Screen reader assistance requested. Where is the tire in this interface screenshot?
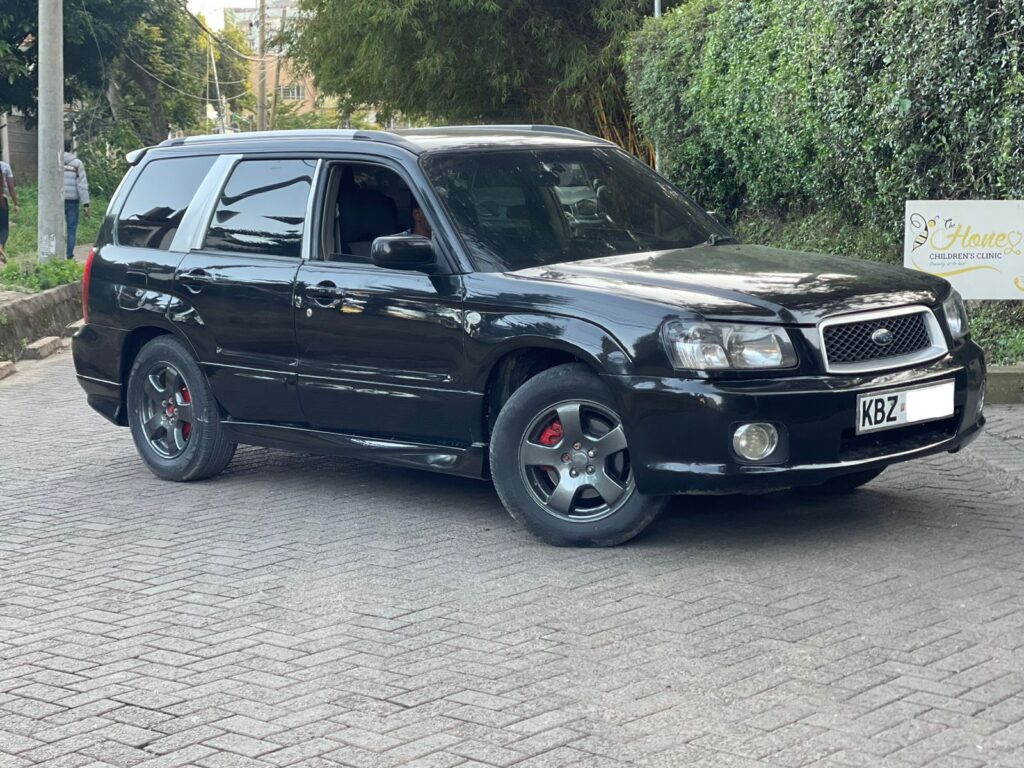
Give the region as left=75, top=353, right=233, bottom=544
left=126, top=335, right=236, bottom=482
left=489, top=363, right=666, bottom=547
left=815, top=466, right=885, bottom=494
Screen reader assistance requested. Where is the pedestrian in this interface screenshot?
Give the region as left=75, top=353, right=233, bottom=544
left=63, top=139, right=90, bottom=260
left=0, top=152, right=19, bottom=265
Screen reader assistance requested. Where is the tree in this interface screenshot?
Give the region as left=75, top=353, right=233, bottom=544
left=0, top=0, right=150, bottom=116
left=285, top=0, right=676, bottom=158
left=1, top=0, right=254, bottom=145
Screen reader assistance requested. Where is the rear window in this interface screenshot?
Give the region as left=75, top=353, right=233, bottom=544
left=116, top=156, right=215, bottom=249
left=204, top=159, right=315, bottom=258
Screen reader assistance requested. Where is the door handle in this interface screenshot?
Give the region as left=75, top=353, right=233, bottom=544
left=305, top=281, right=344, bottom=307
left=179, top=268, right=213, bottom=294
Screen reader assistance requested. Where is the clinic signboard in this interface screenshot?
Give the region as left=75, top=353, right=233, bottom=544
left=904, top=201, right=1024, bottom=300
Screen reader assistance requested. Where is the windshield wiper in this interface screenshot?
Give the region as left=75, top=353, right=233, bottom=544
left=703, top=233, right=739, bottom=246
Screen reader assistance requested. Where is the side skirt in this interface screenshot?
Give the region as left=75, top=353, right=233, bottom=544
left=221, top=420, right=489, bottom=480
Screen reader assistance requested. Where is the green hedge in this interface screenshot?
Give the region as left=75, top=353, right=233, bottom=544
left=623, top=0, right=1024, bottom=362
left=625, top=0, right=1024, bottom=227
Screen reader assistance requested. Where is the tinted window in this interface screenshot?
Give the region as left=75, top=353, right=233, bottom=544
left=421, top=148, right=728, bottom=272
left=205, top=159, right=315, bottom=258
left=117, top=156, right=215, bottom=249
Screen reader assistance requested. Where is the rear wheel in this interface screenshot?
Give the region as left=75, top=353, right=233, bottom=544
left=127, top=335, right=235, bottom=481
left=490, top=364, right=666, bottom=546
left=815, top=467, right=885, bottom=494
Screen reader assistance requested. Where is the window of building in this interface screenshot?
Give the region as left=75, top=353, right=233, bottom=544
left=204, top=159, right=315, bottom=258
left=116, top=156, right=215, bottom=249
left=276, top=83, right=305, bottom=101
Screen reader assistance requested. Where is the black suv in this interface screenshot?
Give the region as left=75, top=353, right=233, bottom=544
left=73, top=126, right=986, bottom=546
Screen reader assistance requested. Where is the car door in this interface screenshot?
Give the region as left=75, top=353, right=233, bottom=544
left=172, top=156, right=319, bottom=424
left=294, top=159, right=474, bottom=445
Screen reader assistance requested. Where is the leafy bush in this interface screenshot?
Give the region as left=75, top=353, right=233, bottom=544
left=626, top=0, right=1024, bottom=229
left=75, top=129, right=133, bottom=199
left=624, top=0, right=1024, bottom=362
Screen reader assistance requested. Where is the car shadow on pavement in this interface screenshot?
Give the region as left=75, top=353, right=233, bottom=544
left=641, top=487, right=900, bottom=549
left=217, top=446, right=906, bottom=552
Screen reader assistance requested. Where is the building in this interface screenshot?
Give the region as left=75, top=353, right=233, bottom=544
left=224, top=2, right=324, bottom=119
left=0, top=112, right=38, bottom=180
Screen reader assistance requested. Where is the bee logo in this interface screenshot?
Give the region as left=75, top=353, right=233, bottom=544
left=909, top=212, right=941, bottom=251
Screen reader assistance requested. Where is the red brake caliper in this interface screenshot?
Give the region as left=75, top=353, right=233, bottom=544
left=536, top=419, right=563, bottom=475
left=539, top=419, right=563, bottom=447
left=180, top=386, right=192, bottom=439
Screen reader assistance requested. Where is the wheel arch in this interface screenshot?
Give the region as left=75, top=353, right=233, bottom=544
left=116, top=324, right=200, bottom=425
left=476, top=319, right=631, bottom=441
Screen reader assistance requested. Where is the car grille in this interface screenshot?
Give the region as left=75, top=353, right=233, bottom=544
left=823, top=311, right=931, bottom=365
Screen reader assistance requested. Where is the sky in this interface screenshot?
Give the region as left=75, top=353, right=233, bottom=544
left=188, top=0, right=257, bottom=30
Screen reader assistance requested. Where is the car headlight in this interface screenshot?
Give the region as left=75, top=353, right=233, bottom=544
left=942, top=290, right=969, bottom=340
left=662, top=321, right=798, bottom=370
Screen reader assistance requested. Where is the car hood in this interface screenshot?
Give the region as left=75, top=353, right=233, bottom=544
left=509, top=243, right=948, bottom=324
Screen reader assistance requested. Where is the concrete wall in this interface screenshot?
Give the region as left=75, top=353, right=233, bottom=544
left=1, top=112, right=38, bottom=181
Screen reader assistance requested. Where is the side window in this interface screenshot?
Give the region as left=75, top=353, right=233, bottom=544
left=205, top=159, right=315, bottom=258
left=323, top=162, right=424, bottom=262
left=116, top=156, right=215, bottom=249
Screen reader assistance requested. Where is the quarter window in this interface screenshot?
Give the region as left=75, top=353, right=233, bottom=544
left=205, top=159, right=315, bottom=258
left=117, top=156, right=215, bottom=249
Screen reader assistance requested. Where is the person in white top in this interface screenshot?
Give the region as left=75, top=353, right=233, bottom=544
left=0, top=156, right=19, bottom=264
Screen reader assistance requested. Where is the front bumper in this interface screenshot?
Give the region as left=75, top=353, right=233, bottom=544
left=606, top=341, right=986, bottom=495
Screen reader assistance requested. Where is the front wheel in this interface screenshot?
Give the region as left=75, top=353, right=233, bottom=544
left=489, top=364, right=666, bottom=546
left=127, top=335, right=236, bottom=482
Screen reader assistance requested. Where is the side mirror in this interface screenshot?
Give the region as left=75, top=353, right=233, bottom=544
left=370, top=235, right=436, bottom=271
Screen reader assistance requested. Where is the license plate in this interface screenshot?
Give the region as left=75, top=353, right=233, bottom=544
left=856, top=380, right=955, bottom=434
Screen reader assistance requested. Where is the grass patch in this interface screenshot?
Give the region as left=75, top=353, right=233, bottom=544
left=0, top=257, right=83, bottom=292
left=735, top=211, right=1024, bottom=365
left=2, top=184, right=100, bottom=292
left=3, top=184, right=107, bottom=261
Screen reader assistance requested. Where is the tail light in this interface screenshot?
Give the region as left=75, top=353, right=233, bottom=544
left=82, top=247, right=96, bottom=324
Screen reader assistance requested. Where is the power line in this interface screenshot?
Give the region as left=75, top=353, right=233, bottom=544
left=177, top=0, right=280, bottom=63
left=123, top=54, right=251, bottom=104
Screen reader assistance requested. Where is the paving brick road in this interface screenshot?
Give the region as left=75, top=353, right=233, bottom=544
left=1, top=352, right=1023, bottom=768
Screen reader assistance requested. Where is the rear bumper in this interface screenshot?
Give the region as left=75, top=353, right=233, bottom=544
left=72, top=323, right=128, bottom=425
left=75, top=373, right=124, bottom=425
left=606, top=341, right=987, bottom=495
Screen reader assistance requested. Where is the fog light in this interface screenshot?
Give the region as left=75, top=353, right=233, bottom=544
left=976, top=380, right=986, bottom=418
left=733, top=423, right=779, bottom=461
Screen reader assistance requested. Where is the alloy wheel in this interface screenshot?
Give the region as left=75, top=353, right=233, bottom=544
left=518, top=399, right=634, bottom=522
left=136, top=362, right=194, bottom=459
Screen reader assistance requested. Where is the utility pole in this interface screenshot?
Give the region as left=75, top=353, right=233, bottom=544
left=653, top=0, right=662, bottom=172
left=37, top=0, right=65, bottom=261
left=209, top=42, right=225, bottom=133
left=269, top=7, right=287, bottom=131
left=256, top=0, right=268, bottom=131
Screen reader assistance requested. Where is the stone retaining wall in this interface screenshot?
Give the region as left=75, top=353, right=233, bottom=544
left=0, top=282, right=82, bottom=361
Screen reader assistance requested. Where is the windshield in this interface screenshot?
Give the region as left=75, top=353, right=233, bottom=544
left=421, top=147, right=731, bottom=272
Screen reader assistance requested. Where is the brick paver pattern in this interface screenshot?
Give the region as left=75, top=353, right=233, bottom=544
left=1, top=353, right=1023, bottom=768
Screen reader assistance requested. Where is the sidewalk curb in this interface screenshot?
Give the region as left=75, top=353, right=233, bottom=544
left=0, top=282, right=82, bottom=362
left=988, top=365, right=1024, bottom=405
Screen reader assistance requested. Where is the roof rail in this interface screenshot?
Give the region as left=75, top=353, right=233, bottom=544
left=394, top=124, right=608, bottom=142
left=157, top=129, right=418, bottom=152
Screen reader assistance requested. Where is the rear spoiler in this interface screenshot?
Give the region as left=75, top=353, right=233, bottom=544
left=125, top=147, right=150, bottom=166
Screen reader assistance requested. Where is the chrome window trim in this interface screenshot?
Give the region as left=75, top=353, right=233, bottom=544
left=818, top=305, right=947, bottom=374
left=301, top=159, right=324, bottom=261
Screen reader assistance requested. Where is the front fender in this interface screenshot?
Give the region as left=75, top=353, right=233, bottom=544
left=467, top=312, right=632, bottom=392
